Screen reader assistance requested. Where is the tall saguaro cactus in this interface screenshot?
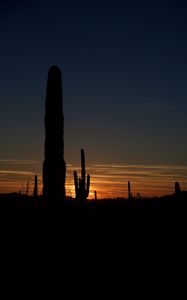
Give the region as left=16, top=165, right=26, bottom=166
left=43, top=66, right=66, bottom=206
left=74, top=149, right=90, bottom=204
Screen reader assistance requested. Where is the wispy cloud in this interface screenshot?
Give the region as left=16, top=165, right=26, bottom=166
left=0, top=170, right=34, bottom=176
left=128, top=102, right=176, bottom=111
left=0, top=159, right=40, bottom=164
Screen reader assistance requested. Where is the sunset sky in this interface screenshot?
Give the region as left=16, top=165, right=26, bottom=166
left=0, top=0, right=187, bottom=197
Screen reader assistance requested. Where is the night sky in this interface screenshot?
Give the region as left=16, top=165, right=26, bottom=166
left=0, top=0, right=187, bottom=197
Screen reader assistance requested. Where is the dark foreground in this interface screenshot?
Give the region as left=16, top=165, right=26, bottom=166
left=0, top=192, right=186, bottom=264
left=0, top=196, right=185, bottom=290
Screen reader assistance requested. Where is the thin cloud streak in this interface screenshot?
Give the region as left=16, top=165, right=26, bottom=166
left=128, top=102, right=176, bottom=111
left=0, top=170, right=34, bottom=176
left=0, top=159, right=40, bottom=164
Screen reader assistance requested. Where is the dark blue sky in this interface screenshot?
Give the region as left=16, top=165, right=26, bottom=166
left=0, top=0, right=187, bottom=166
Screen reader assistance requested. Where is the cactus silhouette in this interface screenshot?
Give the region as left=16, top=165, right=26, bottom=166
left=175, top=181, right=180, bottom=195
left=74, top=149, right=90, bottom=204
left=43, top=66, right=66, bottom=206
left=33, top=175, right=38, bottom=198
left=128, top=181, right=132, bottom=200
left=25, top=180, right=29, bottom=196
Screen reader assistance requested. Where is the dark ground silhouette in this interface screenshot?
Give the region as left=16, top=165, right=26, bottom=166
left=0, top=192, right=186, bottom=254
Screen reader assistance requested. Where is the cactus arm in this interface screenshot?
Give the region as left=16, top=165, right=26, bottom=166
left=86, top=174, right=90, bottom=198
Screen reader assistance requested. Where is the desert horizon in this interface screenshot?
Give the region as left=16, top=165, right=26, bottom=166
left=0, top=159, right=186, bottom=198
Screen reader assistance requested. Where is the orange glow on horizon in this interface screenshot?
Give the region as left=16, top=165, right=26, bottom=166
left=65, top=163, right=187, bottom=199
left=0, top=161, right=187, bottom=198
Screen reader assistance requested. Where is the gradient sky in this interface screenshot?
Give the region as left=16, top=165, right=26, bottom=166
left=0, top=0, right=187, bottom=196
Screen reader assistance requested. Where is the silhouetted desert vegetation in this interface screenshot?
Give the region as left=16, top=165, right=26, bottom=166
left=0, top=190, right=187, bottom=209
left=0, top=66, right=186, bottom=263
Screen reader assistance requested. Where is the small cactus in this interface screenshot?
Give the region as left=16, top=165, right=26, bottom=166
left=33, top=175, right=38, bottom=198
left=26, top=180, right=29, bottom=196
left=175, top=181, right=180, bottom=195
left=128, top=181, right=132, bottom=200
left=74, top=149, right=90, bottom=204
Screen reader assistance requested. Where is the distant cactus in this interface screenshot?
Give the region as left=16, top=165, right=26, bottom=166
left=128, top=181, right=132, bottom=200
left=43, top=66, right=66, bottom=206
left=33, top=175, right=38, bottom=198
left=175, top=181, right=180, bottom=195
left=26, top=180, right=29, bottom=196
left=74, top=149, right=90, bottom=203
